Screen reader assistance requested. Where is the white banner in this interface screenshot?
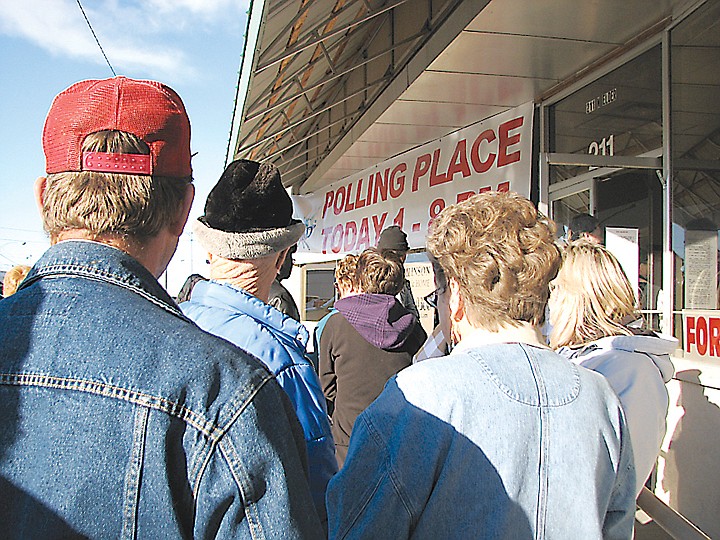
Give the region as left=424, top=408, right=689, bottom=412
left=683, top=310, right=720, bottom=362
left=292, top=102, right=534, bottom=254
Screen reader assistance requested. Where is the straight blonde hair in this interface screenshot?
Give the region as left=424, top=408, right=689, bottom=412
left=549, top=240, right=637, bottom=348
left=42, top=130, right=190, bottom=242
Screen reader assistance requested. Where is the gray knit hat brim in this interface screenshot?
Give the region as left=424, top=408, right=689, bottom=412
left=194, top=219, right=304, bottom=260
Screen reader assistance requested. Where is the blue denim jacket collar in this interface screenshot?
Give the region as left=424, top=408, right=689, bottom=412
left=20, top=240, right=184, bottom=318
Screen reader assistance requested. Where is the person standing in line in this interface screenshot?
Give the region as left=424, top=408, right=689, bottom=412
left=549, top=239, right=676, bottom=497
left=182, top=159, right=337, bottom=525
left=268, top=242, right=301, bottom=321
left=176, top=272, right=207, bottom=303
left=568, top=212, right=603, bottom=243
left=319, top=248, right=426, bottom=467
left=377, top=225, right=420, bottom=319
left=327, top=192, right=636, bottom=539
left=0, top=77, right=322, bottom=537
left=2, top=264, right=31, bottom=297
left=310, top=254, right=359, bottom=372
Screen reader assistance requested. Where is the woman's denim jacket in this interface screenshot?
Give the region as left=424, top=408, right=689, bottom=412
left=327, top=343, right=637, bottom=539
left=0, top=241, right=322, bottom=539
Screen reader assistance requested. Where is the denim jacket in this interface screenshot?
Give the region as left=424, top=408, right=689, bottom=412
left=181, top=280, right=338, bottom=523
left=327, top=342, right=636, bottom=539
left=0, top=240, right=323, bottom=539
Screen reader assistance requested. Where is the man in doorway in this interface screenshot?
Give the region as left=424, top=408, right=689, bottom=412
left=268, top=243, right=301, bottom=321
left=0, top=77, right=322, bottom=537
left=377, top=225, right=420, bottom=319
left=568, top=212, right=603, bottom=243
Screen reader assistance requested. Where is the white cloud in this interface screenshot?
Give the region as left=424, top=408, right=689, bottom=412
left=0, top=0, right=249, bottom=78
left=147, top=0, right=248, bottom=17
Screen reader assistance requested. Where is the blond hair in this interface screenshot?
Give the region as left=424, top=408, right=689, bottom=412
left=549, top=240, right=637, bottom=348
left=335, top=254, right=359, bottom=296
left=3, top=265, right=31, bottom=297
left=426, top=191, right=561, bottom=331
left=41, top=130, right=191, bottom=242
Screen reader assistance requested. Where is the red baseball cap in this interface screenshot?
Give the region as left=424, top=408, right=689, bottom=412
left=43, top=76, right=192, bottom=178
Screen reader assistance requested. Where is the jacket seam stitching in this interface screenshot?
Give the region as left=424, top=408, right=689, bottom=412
left=364, top=413, right=415, bottom=518
left=121, top=406, right=149, bottom=539
left=219, top=437, right=265, bottom=539
left=190, top=375, right=274, bottom=498
left=0, top=372, right=218, bottom=439
left=526, top=352, right=549, bottom=539
left=22, top=265, right=185, bottom=319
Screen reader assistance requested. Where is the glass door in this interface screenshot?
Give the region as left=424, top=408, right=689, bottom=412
left=549, top=167, right=664, bottom=331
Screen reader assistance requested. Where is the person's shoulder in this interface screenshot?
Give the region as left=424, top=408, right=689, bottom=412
left=393, top=356, right=460, bottom=400
left=322, top=310, right=347, bottom=331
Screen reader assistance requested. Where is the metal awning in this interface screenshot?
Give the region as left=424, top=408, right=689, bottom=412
left=230, top=0, right=699, bottom=195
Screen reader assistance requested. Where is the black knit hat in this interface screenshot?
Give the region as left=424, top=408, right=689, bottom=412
left=378, top=225, right=409, bottom=252
left=193, top=159, right=304, bottom=259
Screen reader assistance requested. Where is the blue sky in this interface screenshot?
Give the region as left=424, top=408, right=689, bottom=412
left=0, top=0, right=249, bottom=293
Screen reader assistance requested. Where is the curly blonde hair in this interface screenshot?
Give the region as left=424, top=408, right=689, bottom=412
left=3, top=265, right=31, bottom=297
left=549, top=240, right=637, bottom=348
left=335, top=254, right=359, bottom=294
left=426, top=191, right=561, bottom=331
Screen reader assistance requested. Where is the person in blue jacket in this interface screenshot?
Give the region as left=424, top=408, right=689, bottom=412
left=182, top=159, right=338, bottom=526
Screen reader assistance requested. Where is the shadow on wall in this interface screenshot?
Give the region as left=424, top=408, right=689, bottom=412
left=662, top=369, right=720, bottom=538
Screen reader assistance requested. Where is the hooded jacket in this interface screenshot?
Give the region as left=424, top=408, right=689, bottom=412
left=319, top=293, right=426, bottom=466
left=558, top=332, right=676, bottom=496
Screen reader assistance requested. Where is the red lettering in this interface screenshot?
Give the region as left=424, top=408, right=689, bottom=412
left=498, top=116, right=523, bottom=167
left=372, top=212, right=388, bottom=243
left=479, top=186, right=492, bottom=194
left=331, top=224, right=344, bottom=254
left=356, top=217, right=371, bottom=251
left=321, top=226, right=333, bottom=254
left=710, top=317, right=720, bottom=356
left=393, top=207, right=404, bottom=229
left=697, top=316, right=708, bottom=356
left=687, top=316, right=696, bottom=352
left=497, top=181, right=510, bottom=192
left=354, top=178, right=366, bottom=210
left=333, top=186, right=346, bottom=216
left=322, top=191, right=334, bottom=219
left=412, top=154, right=432, bottom=192
left=471, top=129, right=496, bottom=173
left=429, top=198, right=445, bottom=221
left=447, top=139, right=471, bottom=181
left=373, top=170, right=388, bottom=204
left=389, top=164, right=406, bottom=198
left=429, top=148, right=450, bottom=187
left=365, top=175, right=374, bottom=207
left=343, top=221, right=358, bottom=252
left=344, top=183, right=355, bottom=212
left=456, top=191, right=475, bottom=203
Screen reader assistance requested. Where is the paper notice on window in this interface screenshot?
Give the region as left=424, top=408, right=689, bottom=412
left=605, top=227, right=639, bottom=301
left=405, top=262, right=435, bottom=334
left=685, top=230, right=718, bottom=309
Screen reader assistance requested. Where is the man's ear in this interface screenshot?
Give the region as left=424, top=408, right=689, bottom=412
left=34, top=177, right=47, bottom=213
left=170, top=183, right=195, bottom=237
left=275, top=248, right=289, bottom=271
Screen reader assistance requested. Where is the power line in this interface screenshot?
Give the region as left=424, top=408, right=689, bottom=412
left=76, top=0, right=117, bottom=77
left=0, top=226, right=46, bottom=234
